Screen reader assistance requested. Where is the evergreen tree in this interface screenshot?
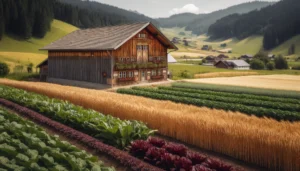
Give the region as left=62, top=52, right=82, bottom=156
left=274, top=55, right=288, bottom=69
left=0, top=1, right=4, bottom=40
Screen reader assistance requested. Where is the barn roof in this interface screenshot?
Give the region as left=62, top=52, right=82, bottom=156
left=41, top=22, right=177, bottom=51
left=215, top=60, right=250, bottom=67
left=168, top=54, right=177, bottom=63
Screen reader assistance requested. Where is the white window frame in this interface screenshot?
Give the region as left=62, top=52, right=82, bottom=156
left=122, top=71, right=127, bottom=78
left=158, top=70, right=162, bottom=76
left=152, top=70, right=156, bottom=76
left=129, top=71, right=134, bottom=78
left=138, top=33, right=146, bottom=38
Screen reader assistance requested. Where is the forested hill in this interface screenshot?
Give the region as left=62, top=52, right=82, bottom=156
left=208, top=0, right=300, bottom=50
left=57, top=0, right=158, bottom=27
left=156, top=13, right=204, bottom=28
left=185, top=1, right=273, bottom=35
left=0, top=0, right=157, bottom=41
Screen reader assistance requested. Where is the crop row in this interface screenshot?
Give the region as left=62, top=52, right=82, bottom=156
left=132, top=87, right=300, bottom=112
left=0, top=107, right=114, bottom=171
left=0, top=98, right=163, bottom=171
left=159, top=86, right=300, bottom=105
left=118, top=88, right=300, bottom=121
left=129, top=137, right=243, bottom=171
left=0, top=85, right=154, bottom=149
left=173, top=82, right=300, bottom=100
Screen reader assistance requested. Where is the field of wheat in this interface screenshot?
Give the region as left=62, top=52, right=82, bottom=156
left=0, top=79, right=299, bottom=171
left=187, top=75, right=300, bottom=91
left=194, top=72, right=258, bottom=78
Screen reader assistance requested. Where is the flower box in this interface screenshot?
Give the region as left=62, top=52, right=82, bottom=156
left=151, top=75, right=164, bottom=79
left=118, top=77, right=135, bottom=82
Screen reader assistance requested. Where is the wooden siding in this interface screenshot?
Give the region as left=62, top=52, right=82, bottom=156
left=113, top=29, right=168, bottom=61
left=48, top=55, right=111, bottom=84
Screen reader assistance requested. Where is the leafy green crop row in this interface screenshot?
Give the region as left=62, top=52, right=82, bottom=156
left=173, top=82, right=300, bottom=100
left=117, top=88, right=300, bottom=121
left=0, top=108, right=114, bottom=171
left=159, top=86, right=300, bottom=105
left=0, top=86, right=154, bottom=149
left=132, top=87, right=300, bottom=112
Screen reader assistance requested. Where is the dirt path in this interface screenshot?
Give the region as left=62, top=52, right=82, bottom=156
left=185, top=75, right=300, bottom=91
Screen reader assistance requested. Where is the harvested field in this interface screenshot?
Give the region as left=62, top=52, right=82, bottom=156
left=0, top=79, right=300, bottom=171
left=186, top=75, right=300, bottom=91
left=194, top=72, right=258, bottom=78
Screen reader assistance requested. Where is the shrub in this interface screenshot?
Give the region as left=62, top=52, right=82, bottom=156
left=292, top=66, right=300, bottom=70
left=0, top=62, right=10, bottom=77
left=250, top=59, right=265, bottom=70
left=179, top=70, right=192, bottom=78
left=274, top=55, right=288, bottom=69
left=266, top=62, right=275, bottom=70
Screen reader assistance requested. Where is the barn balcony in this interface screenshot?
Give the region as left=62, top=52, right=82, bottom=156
left=114, top=61, right=167, bottom=71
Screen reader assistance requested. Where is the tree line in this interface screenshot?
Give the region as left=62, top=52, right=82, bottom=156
left=208, top=0, right=300, bottom=50
left=0, top=0, right=158, bottom=41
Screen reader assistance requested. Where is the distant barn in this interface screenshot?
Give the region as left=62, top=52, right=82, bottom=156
left=39, top=22, right=177, bottom=87
left=215, top=60, right=250, bottom=70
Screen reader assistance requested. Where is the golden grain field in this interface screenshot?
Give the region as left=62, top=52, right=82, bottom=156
left=0, top=79, right=299, bottom=171
left=194, top=72, right=258, bottom=78
left=186, top=74, right=300, bottom=91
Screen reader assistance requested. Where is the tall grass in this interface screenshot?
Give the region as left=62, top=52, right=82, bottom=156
left=194, top=72, right=258, bottom=78
left=0, top=79, right=299, bottom=171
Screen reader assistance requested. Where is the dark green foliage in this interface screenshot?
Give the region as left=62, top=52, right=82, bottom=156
left=0, top=86, right=154, bottom=149
left=253, top=50, right=269, bottom=64
left=173, top=82, right=300, bottom=99
left=0, top=1, right=4, bottom=40
left=186, top=1, right=272, bottom=35
left=250, top=59, right=265, bottom=70
left=0, top=62, right=9, bottom=77
left=133, top=87, right=300, bottom=112
left=208, top=0, right=300, bottom=50
left=56, top=0, right=158, bottom=29
left=274, top=55, right=288, bottom=69
left=266, top=62, right=275, bottom=70
left=117, top=88, right=300, bottom=122
left=288, top=44, right=296, bottom=55
left=0, top=108, right=114, bottom=170
left=1, top=0, right=54, bottom=39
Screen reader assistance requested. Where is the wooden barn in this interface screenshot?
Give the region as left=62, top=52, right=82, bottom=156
left=39, top=22, right=177, bottom=87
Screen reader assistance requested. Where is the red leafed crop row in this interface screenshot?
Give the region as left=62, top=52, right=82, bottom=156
left=130, top=137, right=243, bottom=171
left=0, top=98, right=163, bottom=171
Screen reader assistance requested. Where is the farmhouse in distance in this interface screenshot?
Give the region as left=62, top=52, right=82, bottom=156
left=39, top=22, right=177, bottom=86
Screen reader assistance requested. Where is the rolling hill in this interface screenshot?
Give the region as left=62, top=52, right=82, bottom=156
left=0, top=20, right=78, bottom=70
left=157, top=1, right=273, bottom=35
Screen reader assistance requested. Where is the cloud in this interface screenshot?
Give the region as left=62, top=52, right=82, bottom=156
left=169, top=4, right=200, bottom=15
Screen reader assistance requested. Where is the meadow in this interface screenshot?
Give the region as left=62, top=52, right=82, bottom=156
left=0, top=20, right=78, bottom=71
left=169, top=64, right=300, bottom=79
left=0, top=79, right=299, bottom=171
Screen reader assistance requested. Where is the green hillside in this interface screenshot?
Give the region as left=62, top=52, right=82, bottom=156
left=0, top=20, right=78, bottom=70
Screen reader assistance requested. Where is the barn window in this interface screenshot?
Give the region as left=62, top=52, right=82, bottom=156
left=128, top=71, right=134, bottom=78
left=149, top=56, right=153, bottom=61
left=151, top=70, right=156, bottom=76
left=158, top=70, right=162, bottom=76
left=143, top=45, right=148, bottom=50
left=138, top=33, right=146, bottom=38
left=131, top=57, right=135, bottom=62
left=122, top=71, right=127, bottom=78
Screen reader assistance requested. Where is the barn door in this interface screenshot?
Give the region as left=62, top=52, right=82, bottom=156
left=137, top=45, right=143, bottom=63
left=142, top=45, right=148, bottom=63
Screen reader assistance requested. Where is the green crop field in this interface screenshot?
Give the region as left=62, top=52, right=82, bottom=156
left=168, top=64, right=300, bottom=79
left=0, top=20, right=78, bottom=71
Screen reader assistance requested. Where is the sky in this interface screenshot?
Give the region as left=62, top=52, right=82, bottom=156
left=95, top=0, right=278, bottom=18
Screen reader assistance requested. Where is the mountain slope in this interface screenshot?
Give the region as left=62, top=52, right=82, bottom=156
left=58, top=0, right=158, bottom=26
left=208, top=0, right=300, bottom=50
left=185, top=1, right=273, bottom=35
left=0, top=20, right=77, bottom=70
left=156, top=13, right=204, bottom=28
